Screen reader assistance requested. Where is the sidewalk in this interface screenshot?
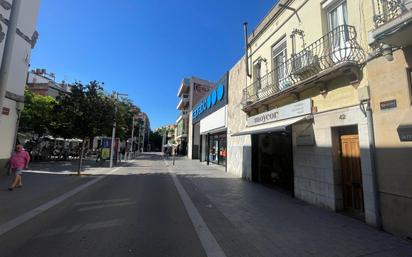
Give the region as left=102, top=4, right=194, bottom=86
left=167, top=157, right=412, bottom=257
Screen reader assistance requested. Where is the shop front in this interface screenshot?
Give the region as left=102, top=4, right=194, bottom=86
left=207, top=133, right=227, bottom=166
left=233, top=99, right=313, bottom=193
left=232, top=98, right=379, bottom=224
left=192, top=73, right=228, bottom=168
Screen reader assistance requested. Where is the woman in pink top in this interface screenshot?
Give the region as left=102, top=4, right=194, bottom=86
left=8, top=144, right=30, bottom=191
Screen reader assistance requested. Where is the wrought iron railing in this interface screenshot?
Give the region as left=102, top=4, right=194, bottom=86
left=374, top=0, right=411, bottom=26
left=242, top=25, right=365, bottom=109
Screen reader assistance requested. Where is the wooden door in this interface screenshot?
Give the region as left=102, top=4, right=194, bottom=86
left=340, top=135, right=364, bottom=212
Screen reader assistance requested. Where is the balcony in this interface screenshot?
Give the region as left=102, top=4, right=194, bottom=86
left=370, top=0, right=412, bottom=46
left=176, top=94, right=190, bottom=110
left=176, top=111, right=188, bottom=123
left=177, top=78, right=190, bottom=97
left=242, top=25, right=365, bottom=111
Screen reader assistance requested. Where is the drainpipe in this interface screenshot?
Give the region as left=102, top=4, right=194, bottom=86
left=243, top=22, right=251, bottom=78
left=0, top=0, right=22, bottom=122
left=362, top=99, right=382, bottom=229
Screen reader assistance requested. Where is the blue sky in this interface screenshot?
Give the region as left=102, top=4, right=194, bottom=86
left=30, top=0, right=276, bottom=129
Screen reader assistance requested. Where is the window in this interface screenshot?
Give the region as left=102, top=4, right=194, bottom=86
left=327, top=1, right=349, bottom=62
left=272, top=39, right=288, bottom=90
left=253, top=62, right=262, bottom=90
left=328, top=1, right=347, bottom=31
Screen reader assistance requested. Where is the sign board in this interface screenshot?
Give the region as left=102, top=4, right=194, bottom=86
left=192, top=72, right=228, bottom=123
left=398, top=124, right=412, bottom=142
left=296, top=124, right=315, bottom=146
left=2, top=107, right=10, bottom=115
left=247, top=99, right=312, bottom=127
left=380, top=99, right=397, bottom=110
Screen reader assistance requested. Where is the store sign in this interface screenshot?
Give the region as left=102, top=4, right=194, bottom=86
left=247, top=99, right=312, bottom=127
left=296, top=125, right=315, bottom=146
left=380, top=99, right=397, bottom=110
left=193, top=83, right=225, bottom=120
left=2, top=107, right=10, bottom=115
left=398, top=124, right=412, bottom=142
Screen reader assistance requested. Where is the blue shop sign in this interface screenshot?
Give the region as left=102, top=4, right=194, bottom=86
left=193, top=84, right=225, bottom=120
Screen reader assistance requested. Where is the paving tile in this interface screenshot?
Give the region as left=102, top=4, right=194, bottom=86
left=167, top=157, right=412, bottom=257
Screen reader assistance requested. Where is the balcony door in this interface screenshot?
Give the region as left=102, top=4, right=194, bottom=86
left=272, top=39, right=288, bottom=91
left=328, top=1, right=349, bottom=63
left=253, top=61, right=262, bottom=91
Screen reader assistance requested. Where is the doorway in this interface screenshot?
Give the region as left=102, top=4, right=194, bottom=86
left=338, top=126, right=364, bottom=218
left=251, top=128, right=294, bottom=193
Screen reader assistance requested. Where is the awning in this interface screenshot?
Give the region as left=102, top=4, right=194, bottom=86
left=231, top=115, right=312, bottom=137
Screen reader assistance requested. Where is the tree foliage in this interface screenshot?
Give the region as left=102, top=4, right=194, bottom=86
left=20, top=81, right=143, bottom=148
left=54, top=81, right=115, bottom=140
left=20, top=88, right=57, bottom=136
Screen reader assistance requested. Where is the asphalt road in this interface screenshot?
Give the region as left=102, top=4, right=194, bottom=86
left=0, top=154, right=207, bottom=257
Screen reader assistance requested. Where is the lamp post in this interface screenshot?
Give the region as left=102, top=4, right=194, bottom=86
left=110, top=92, right=128, bottom=168
left=130, top=114, right=137, bottom=160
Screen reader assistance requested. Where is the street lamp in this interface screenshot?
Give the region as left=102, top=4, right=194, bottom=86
left=129, top=111, right=139, bottom=160
left=110, top=92, right=128, bottom=168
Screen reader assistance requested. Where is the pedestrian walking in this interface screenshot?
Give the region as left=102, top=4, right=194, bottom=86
left=8, top=144, right=30, bottom=191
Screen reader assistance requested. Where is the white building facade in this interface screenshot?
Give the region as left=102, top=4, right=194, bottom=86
left=0, top=0, right=41, bottom=175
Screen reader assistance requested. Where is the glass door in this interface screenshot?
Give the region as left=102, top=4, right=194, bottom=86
left=272, top=39, right=288, bottom=90
left=218, top=134, right=227, bottom=166
left=328, top=1, right=349, bottom=62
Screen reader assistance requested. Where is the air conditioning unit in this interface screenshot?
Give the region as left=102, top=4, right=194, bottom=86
left=291, top=50, right=319, bottom=79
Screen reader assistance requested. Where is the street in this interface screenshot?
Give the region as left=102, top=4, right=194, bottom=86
left=0, top=153, right=411, bottom=257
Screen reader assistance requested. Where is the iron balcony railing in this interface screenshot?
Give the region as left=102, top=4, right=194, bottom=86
left=374, top=0, right=411, bottom=26
left=242, top=25, right=365, bottom=109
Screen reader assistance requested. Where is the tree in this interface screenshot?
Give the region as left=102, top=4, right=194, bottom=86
left=56, top=81, right=115, bottom=174
left=20, top=88, right=57, bottom=137
left=115, top=98, right=140, bottom=141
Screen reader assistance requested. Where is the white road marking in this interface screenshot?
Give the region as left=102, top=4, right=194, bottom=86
left=77, top=201, right=136, bottom=212
left=74, top=198, right=131, bottom=206
left=23, top=170, right=73, bottom=175
left=0, top=166, right=122, bottom=236
left=163, top=159, right=227, bottom=257
left=37, top=219, right=123, bottom=238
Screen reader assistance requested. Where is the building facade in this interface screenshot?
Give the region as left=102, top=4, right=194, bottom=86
left=191, top=73, right=228, bottom=167
left=367, top=0, right=412, bottom=238
left=227, top=0, right=380, bottom=228
left=0, top=0, right=41, bottom=176
left=175, top=77, right=215, bottom=157
left=225, top=0, right=412, bottom=239
left=26, top=69, right=72, bottom=98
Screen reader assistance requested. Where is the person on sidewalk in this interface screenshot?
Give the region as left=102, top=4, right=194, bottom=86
left=8, top=144, right=30, bottom=191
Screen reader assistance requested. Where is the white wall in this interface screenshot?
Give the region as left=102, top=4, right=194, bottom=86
left=200, top=106, right=227, bottom=134
left=27, top=73, right=50, bottom=84
left=0, top=0, right=41, bottom=169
